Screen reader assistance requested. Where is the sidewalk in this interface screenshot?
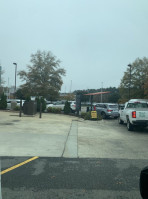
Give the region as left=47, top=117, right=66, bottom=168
left=0, top=111, right=76, bottom=157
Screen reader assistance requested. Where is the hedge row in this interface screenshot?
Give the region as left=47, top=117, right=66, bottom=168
left=47, top=107, right=62, bottom=113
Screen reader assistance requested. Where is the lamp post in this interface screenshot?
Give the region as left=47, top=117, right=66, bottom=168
left=13, top=63, right=17, bottom=93
left=101, top=82, right=103, bottom=103
left=128, top=64, right=132, bottom=100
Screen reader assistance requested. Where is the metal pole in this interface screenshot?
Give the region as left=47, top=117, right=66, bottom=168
left=129, top=66, right=131, bottom=99
left=15, top=64, right=17, bottom=92
left=91, top=95, right=93, bottom=111
left=13, top=63, right=17, bottom=94
left=128, top=64, right=132, bottom=100
left=101, top=82, right=103, bottom=103
left=39, top=102, right=42, bottom=118
left=19, top=100, right=22, bottom=117
left=70, top=80, right=72, bottom=93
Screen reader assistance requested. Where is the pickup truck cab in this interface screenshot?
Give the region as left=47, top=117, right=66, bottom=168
left=118, top=99, right=148, bottom=131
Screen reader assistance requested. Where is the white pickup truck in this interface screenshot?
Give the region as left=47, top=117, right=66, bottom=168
left=118, top=99, right=148, bottom=131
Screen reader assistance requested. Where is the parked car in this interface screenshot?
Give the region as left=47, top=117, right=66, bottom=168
left=118, top=99, right=148, bottom=131
left=7, top=99, right=25, bottom=110
left=46, top=101, right=65, bottom=110
left=69, top=101, right=76, bottom=113
left=46, top=100, right=76, bottom=113
left=94, top=103, right=119, bottom=119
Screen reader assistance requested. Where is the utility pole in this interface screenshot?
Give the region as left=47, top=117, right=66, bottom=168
left=8, top=78, right=10, bottom=99
left=70, top=80, right=72, bottom=93
left=13, top=63, right=17, bottom=93
left=101, top=82, right=103, bottom=103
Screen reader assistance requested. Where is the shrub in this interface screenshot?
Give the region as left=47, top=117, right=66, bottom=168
left=47, top=107, right=62, bottom=113
left=84, top=111, right=91, bottom=120
left=64, top=101, right=71, bottom=114
left=14, top=106, right=20, bottom=111
left=47, top=107, right=53, bottom=113
left=97, top=113, right=102, bottom=120
left=81, top=111, right=102, bottom=120
left=81, top=112, right=87, bottom=119
left=0, top=93, right=7, bottom=110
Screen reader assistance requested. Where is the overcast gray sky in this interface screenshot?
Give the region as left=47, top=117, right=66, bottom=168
left=0, top=0, right=148, bottom=92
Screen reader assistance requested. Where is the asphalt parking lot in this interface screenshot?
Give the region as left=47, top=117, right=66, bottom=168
left=0, top=111, right=148, bottom=198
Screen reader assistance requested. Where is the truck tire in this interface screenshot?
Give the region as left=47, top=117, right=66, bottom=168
left=127, top=119, right=133, bottom=131
left=118, top=117, right=123, bottom=124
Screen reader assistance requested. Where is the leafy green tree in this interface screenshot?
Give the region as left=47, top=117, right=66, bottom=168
left=15, top=88, right=26, bottom=100
left=0, top=68, right=5, bottom=96
left=74, top=87, right=120, bottom=103
left=25, top=95, right=31, bottom=102
left=18, top=50, right=66, bottom=99
left=119, top=57, right=148, bottom=101
left=0, top=93, right=7, bottom=109
left=60, top=93, right=75, bottom=101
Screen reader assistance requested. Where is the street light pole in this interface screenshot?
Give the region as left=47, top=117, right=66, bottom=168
left=101, top=82, right=103, bottom=103
left=13, top=63, right=17, bottom=93
left=128, top=64, right=132, bottom=100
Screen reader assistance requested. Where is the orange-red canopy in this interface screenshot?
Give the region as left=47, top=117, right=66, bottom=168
left=84, top=91, right=110, bottom=96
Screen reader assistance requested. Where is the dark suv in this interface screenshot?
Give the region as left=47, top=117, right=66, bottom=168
left=94, top=103, right=119, bottom=119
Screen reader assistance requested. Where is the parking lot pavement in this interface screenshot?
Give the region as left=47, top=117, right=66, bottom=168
left=78, top=119, right=148, bottom=159
left=1, top=157, right=147, bottom=199
left=0, top=111, right=148, bottom=159
left=0, top=111, right=148, bottom=198
left=0, top=111, right=76, bottom=157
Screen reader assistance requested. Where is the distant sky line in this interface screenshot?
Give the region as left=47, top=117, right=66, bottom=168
left=1, top=0, right=148, bottom=92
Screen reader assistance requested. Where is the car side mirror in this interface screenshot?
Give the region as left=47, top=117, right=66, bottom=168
left=140, top=166, right=148, bottom=199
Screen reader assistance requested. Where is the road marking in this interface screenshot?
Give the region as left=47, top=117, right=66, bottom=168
left=0, top=156, right=39, bottom=175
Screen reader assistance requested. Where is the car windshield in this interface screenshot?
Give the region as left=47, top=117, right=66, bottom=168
left=109, top=105, right=118, bottom=108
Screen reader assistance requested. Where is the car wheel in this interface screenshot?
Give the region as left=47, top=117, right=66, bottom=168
left=101, top=112, right=106, bottom=119
left=118, top=117, right=123, bottom=124
left=127, top=119, right=133, bottom=131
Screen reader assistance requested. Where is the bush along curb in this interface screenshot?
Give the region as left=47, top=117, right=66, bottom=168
left=80, top=111, right=102, bottom=120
